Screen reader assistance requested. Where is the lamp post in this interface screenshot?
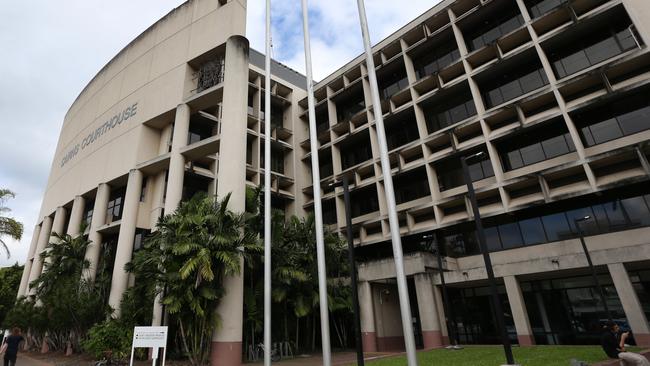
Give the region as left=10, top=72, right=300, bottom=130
left=329, top=175, right=364, bottom=366
left=460, top=151, right=517, bottom=366
left=574, top=215, right=612, bottom=321
left=422, top=234, right=462, bottom=350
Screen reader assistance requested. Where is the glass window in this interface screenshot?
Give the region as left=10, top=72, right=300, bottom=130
left=519, top=217, right=547, bottom=245
left=485, top=226, right=502, bottom=251
left=520, top=143, right=545, bottom=166
left=620, top=196, right=650, bottom=227
left=542, top=212, right=571, bottom=241
left=603, top=200, right=628, bottom=228
left=618, top=106, right=650, bottom=136
left=590, top=204, right=612, bottom=232
left=566, top=207, right=598, bottom=235
left=584, top=37, right=620, bottom=66
left=581, top=119, right=623, bottom=146
left=541, top=134, right=572, bottom=159
left=505, top=150, right=524, bottom=170
left=527, top=0, right=565, bottom=19
left=498, top=222, right=524, bottom=249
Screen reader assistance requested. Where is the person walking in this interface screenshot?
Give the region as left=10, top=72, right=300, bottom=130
left=1, top=328, right=24, bottom=366
left=602, top=321, right=650, bottom=366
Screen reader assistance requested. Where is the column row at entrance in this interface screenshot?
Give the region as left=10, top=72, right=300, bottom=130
left=358, top=265, right=650, bottom=351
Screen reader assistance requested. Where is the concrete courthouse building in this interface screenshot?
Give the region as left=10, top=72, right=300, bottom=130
left=17, top=0, right=650, bottom=363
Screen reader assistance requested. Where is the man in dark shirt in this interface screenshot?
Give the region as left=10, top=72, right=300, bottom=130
left=602, top=321, right=650, bottom=366
left=2, top=327, right=24, bottom=366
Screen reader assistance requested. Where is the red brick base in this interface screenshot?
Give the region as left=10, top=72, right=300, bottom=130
left=635, top=333, right=650, bottom=348
left=517, top=334, right=535, bottom=346
left=210, top=341, right=242, bottom=366
left=376, top=336, right=405, bottom=351
left=362, top=331, right=377, bottom=352
left=422, top=330, right=444, bottom=349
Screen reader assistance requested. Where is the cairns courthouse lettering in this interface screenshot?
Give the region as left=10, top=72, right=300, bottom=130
left=60, top=102, right=138, bottom=167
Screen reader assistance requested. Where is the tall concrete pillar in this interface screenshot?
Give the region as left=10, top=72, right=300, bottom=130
left=27, top=216, right=53, bottom=295
left=608, top=263, right=650, bottom=346
left=414, top=273, right=443, bottom=349
left=84, top=183, right=111, bottom=282
left=17, top=224, right=41, bottom=298
left=150, top=171, right=167, bottom=329
left=432, top=284, right=449, bottom=344
left=44, top=206, right=68, bottom=267
left=359, top=281, right=377, bottom=352
left=66, top=196, right=86, bottom=236
left=150, top=106, right=190, bottom=328
left=164, top=104, right=191, bottom=215
left=504, top=275, right=535, bottom=346
left=211, top=35, right=249, bottom=366
left=108, top=169, right=143, bottom=316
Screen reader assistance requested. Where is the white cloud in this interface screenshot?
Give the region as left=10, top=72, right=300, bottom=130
left=246, top=0, right=443, bottom=80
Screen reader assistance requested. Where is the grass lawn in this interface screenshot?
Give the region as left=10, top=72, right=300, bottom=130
left=366, top=345, right=642, bottom=366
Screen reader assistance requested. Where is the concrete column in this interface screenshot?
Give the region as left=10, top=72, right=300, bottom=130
left=50, top=207, right=67, bottom=238
left=84, top=183, right=111, bottom=282
left=211, top=35, right=249, bottom=366
left=44, top=206, right=68, bottom=267
left=608, top=263, right=650, bottom=346
left=359, top=281, right=377, bottom=352
left=108, top=169, right=143, bottom=316
left=150, top=171, right=167, bottom=329
left=504, top=275, right=535, bottom=346
left=432, top=284, right=449, bottom=344
left=414, top=273, right=443, bottom=349
left=66, top=196, right=86, bottom=237
left=149, top=172, right=167, bottom=228
left=164, top=104, right=191, bottom=215
left=17, top=224, right=41, bottom=298
left=27, top=216, right=53, bottom=295
left=150, top=106, right=190, bottom=327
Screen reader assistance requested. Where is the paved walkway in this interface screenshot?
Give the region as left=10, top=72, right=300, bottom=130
left=18, top=354, right=54, bottom=366
left=17, top=351, right=399, bottom=366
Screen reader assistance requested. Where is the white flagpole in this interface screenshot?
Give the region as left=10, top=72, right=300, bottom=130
left=355, top=1, right=418, bottom=365
left=300, top=1, right=332, bottom=365
left=263, top=0, right=272, bottom=365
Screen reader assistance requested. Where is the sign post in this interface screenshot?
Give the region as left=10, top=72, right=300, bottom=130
left=130, top=326, right=168, bottom=366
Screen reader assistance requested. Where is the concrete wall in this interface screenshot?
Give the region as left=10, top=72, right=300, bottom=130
left=39, top=0, right=246, bottom=220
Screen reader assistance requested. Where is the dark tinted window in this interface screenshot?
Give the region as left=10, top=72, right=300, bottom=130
left=423, top=88, right=476, bottom=134
left=574, top=88, right=650, bottom=147
left=464, top=1, right=524, bottom=51
left=498, top=222, right=523, bottom=249
left=498, top=119, right=575, bottom=171
left=547, top=14, right=639, bottom=79
left=541, top=212, right=571, bottom=241
left=519, top=217, right=547, bottom=245
left=413, top=39, right=460, bottom=79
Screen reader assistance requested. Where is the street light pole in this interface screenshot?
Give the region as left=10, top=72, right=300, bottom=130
left=575, top=216, right=612, bottom=321
left=460, top=152, right=517, bottom=366
left=422, top=234, right=461, bottom=349
left=334, top=175, right=365, bottom=366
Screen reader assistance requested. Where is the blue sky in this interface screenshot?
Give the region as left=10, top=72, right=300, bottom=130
left=0, top=0, right=441, bottom=266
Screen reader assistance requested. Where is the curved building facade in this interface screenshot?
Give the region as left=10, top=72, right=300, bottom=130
left=17, top=1, right=307, bottom=364
left=18, top=0, right=650, bottom=363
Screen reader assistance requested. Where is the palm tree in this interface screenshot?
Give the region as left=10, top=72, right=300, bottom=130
left=129, top=193, right=261, bottom=366
left=0, top=189, right=24, bottom=258
left=30, top=232, right=91, bottom=297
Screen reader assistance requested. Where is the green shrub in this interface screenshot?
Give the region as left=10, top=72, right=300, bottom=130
left=82, top=320, right=132, bottom=360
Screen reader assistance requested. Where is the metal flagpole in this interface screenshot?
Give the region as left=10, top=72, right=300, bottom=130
left=300, top=1, right=332, bottom=365
left=263, top=0, right=272, bottom=365
left=354, top=1, right=418, bottom=365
